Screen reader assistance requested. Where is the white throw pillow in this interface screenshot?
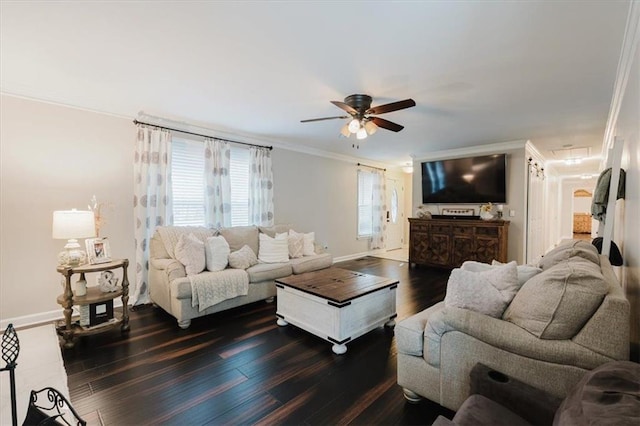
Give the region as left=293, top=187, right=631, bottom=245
left=258, top=232, right=289, bottom=263
left=288, top=230, right=304, bottom=259
left=174, top=233, right=206, bottom=276
left=445, top=261, right=519, bottom=318
left=492, top=260, right=543, bottom=286
left=462, top=260, right=543, bottom=286
left=303, top=232, right=315, bottom=256
left=205, top=235, right=230, bottom=272
left=228, top=245, right=258, bottom=270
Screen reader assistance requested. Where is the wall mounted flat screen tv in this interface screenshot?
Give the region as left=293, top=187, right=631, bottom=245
left=421, top=154, right=507, bottom=204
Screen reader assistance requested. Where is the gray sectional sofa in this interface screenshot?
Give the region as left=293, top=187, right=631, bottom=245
left=149, top=224, right=333, bottom=328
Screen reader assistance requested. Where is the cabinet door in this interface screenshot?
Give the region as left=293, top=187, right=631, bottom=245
left=409, top=230, right=430, bottom=264
left=452, top=235, right=474, bottom=266
left=475, top=237, right=500, bottom=263
left=426, top=224, right=451, bottom=266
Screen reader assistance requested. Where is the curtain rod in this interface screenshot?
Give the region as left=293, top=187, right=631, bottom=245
left=133, top=119, right=273, bottom=150
left=357, top=162, right=386, bottom=171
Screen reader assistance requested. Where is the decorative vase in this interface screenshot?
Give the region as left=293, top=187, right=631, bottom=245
left=480, top=211, right=494, bottom=220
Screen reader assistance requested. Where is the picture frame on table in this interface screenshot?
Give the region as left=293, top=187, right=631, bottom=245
left=85, top=237, right=112, bottom=264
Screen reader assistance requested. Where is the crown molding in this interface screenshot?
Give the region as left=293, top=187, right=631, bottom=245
left=601, top=1, right=640, bottom=158
left=412, top=139, right=528, bottom=162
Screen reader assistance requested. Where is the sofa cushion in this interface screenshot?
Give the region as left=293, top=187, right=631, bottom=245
left=258, top=232, right=290, bottom=263
left=289, top=253, right=333, bottom=274
left=205, top=236, right=230, bottom=272
left=228, top=245, right=258, bottom=270
left=174, top=233, right=206, bottom=276
left=219, top=225, right=259, bottom=255
left=445, top=261, right=519, bottom=318
left=246, top=262, right=292, bottom=283
left=503, top=257, right=608, bottom=339
left=538, top=240, right=600, bottom=270
left=395, top=301, right=444, bottom=357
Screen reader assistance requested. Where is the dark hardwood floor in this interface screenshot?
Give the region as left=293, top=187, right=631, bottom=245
left=62, top=257, right=455, bottom=425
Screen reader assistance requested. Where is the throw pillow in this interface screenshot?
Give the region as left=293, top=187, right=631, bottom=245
left=219, top=226, right=259, bottom=256
left=503, top=257, right=608, bottom=339
left=538, top=240, right=600, bottom=270
left=205, top=235, right=230, bottom=272
left=174, top=233, right=206, bottom=276
left=288, top=229, right=304, bottom=259
left=444, top=261, right=519, bottom=318
left=228, top=245, right=258, bottom=270
left=462, top=260, right=543, bottom=286
left=491, top=260, right=543, bottom=286
left=258, top=232, right=289, bottom=263
left=303, top=232, right=315, bottom=256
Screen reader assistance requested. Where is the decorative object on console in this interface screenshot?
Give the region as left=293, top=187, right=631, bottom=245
left=74, top=277, right=87, bottom=297
left=98, top=270, right=119, bottom=292
left=85, top=237, right=112, bottom=264
left=52, top=209, right=96, bottom=267
left=415, top=205, right=432, bottom=219
left=479, top=203, right=495, bottom=220
left=496, top=204, right=504, bottom=219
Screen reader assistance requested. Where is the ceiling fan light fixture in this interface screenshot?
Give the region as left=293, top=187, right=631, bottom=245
left=364, top=120, right=378, bottom=135
left=348, top=118, right=361, bottom=133
left=356, top=127, right=367, bottom=140
left=340, top=124, right=351, bottom=138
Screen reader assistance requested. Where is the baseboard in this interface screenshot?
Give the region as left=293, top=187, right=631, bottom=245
left=1, top=298, right=124, bottom=331
left=333, top=250, right=382, bottom=263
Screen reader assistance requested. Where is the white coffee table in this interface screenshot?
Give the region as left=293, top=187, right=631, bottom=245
left=275, top=268, right=398, bottom=354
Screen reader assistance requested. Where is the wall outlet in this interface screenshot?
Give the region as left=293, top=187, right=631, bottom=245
left=509, top=210, right=516, bottom=217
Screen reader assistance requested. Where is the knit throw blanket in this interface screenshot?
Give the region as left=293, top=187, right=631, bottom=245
left=190, top=269, right=249, bottom=312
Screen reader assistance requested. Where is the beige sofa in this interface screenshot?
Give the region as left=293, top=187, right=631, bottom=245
left=149, top=225, right=333, bottom=328
left=395, top=240, right=630, bottom=411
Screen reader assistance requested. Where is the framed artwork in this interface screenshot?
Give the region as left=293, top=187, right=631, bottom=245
left=86, top=237, right=112, bottom=264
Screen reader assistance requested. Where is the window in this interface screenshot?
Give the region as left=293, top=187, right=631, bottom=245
left=171, top=138, right=250, bottom=227
left=357, top=170, right=373, bottom=238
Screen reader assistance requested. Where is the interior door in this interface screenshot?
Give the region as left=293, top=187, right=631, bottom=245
left=385, top=178, right=404, bottom=250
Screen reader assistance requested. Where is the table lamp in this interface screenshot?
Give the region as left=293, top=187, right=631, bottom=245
left=52, top=209, right=96, bottom=267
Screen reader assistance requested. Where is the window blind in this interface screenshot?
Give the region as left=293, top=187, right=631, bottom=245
left=172, top=139, right=205, bottom=226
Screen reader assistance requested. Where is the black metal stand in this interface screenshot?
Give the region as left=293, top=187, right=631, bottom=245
left=1, top=323, right=20, bottom=426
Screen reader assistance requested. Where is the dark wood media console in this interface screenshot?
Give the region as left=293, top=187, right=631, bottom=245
left=409, top=217, right=509, bottom=268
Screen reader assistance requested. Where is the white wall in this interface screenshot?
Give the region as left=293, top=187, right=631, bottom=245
left=0, top=94, right=135, bottom=324
left=411, top=143, right=527, bottom=263
left=271, top=148, right=372, bottom=258
left=611, top=28, right=639, bottom=359
left=572, top=194, right=592, bottom=213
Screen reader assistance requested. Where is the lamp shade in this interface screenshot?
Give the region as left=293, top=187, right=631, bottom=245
left=52, top=210, right=96, bottom=239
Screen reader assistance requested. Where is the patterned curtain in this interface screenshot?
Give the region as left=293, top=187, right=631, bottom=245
left=132, top=125, right=172, bottom=305
left=370, top=169, right=387, bottom=249
left=248, top=147, right=274, bottom=226
left=204, top=138, right=231, bottom=228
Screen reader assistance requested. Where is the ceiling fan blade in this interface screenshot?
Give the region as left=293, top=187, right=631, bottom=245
left=366, top=98, right=416, bottom=115
left=301, top=115, right=349, bottom=123
left=371, top=117, right=405, bottom=132
left=330, top=101, right=358, bottom=115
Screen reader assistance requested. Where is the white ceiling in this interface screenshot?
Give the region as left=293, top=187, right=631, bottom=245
left=1, top=1, right=631, bottom=177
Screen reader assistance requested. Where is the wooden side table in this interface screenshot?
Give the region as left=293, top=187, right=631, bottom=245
left=56, top=259, right=130, bottom=349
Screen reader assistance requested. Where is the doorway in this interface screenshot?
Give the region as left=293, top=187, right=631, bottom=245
left=385, top=177, right=404, bottom=251
left=572, top=189, right=593, bottom=240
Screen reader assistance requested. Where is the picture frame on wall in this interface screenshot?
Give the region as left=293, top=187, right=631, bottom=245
left=86, top=237, right=112, bottom=264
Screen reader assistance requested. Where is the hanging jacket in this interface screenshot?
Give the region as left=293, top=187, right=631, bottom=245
left=591, top=167, right=626, bottom=222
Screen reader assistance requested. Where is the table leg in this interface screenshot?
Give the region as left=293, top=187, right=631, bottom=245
left=62, top=274, right=75, bottom=349
left=332, top=344, right=347, bottom=355
left=120, top=261, right=130, bottom=333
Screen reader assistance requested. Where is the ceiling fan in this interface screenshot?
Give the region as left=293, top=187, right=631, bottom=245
left=301, top=94, right=416, bottom=148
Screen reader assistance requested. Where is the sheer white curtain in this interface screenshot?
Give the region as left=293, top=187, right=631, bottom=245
left=133, top=125, right=172, bottom=305
left=248, top=147, right=274, bottom=226
left=370, top=169, right=387, bottom=249
left=204, top=138, right=232, bottom=228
